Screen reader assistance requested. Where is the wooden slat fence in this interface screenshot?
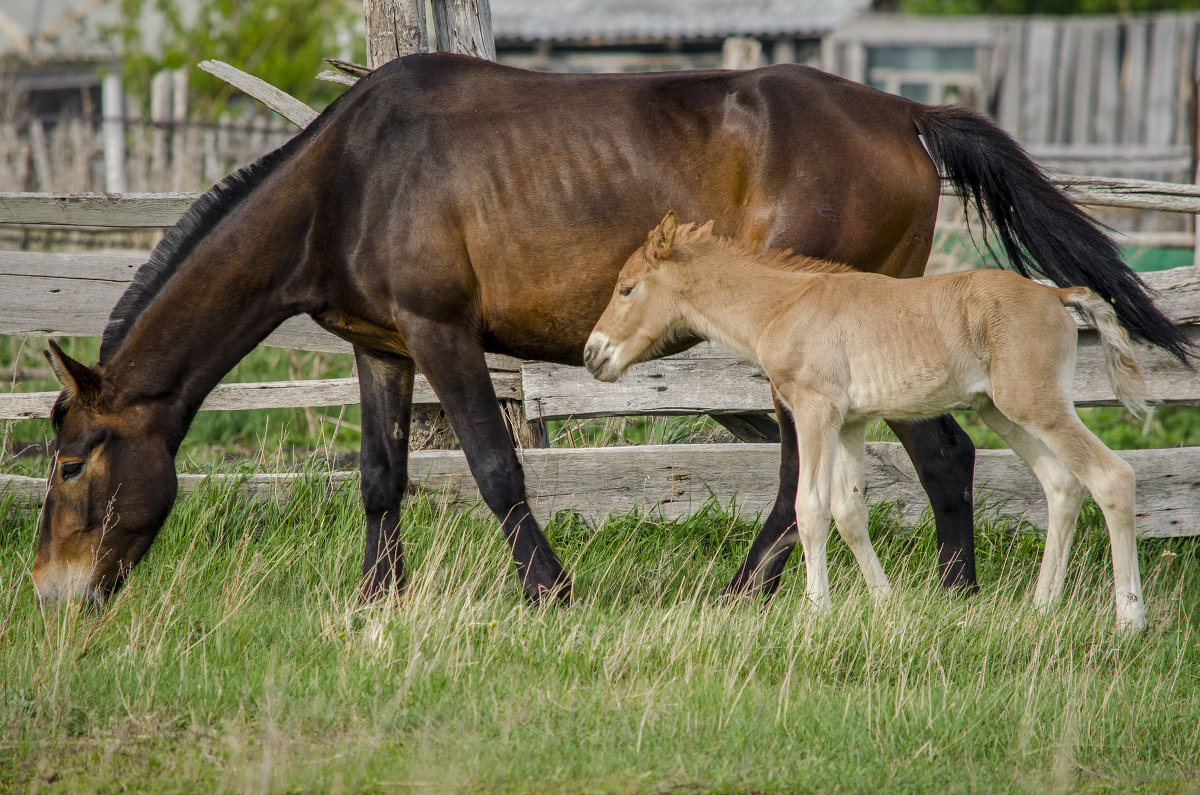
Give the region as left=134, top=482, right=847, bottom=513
left=2, top=186, right=1199, bottom=538
left=825, top=12, right=1200, bottom=181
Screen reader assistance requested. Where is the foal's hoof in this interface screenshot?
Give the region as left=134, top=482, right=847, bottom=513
left=1116, top=599, right=1148, bottom=635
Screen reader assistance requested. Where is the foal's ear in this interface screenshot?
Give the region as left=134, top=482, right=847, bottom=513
left=45, top=340, right=101, bottom=406
left=647, top=211, right=679, bottom=261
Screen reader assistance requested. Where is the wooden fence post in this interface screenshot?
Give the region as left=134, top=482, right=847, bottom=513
left=362, top=0, right=428, bottom=68
left=101, top=72, right=126, bottom=193
left=1193, top=78, right=1200, bottom=269
left=431, top=0, right=496, bottom=60
left=428, top=0, right=547, bottom=447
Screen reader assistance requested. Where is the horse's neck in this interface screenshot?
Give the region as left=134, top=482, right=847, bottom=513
left=675, top=252, right=821, bottom=362
left=105, top=210, right=316, bottom=447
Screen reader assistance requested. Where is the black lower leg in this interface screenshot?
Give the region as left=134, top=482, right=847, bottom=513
left=888, top=415, right=978, bottom=592
left=410, top=327, right=571, bottom=606
left=723, top=398, right=799, bottom=600
left=355, top=347, right=415, bottom=601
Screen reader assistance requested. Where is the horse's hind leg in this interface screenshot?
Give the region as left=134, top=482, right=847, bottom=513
left=405, top=321, right=571, bottom=605
left=832, top=419, right=892, bottom=599
left=975, top=402, right=1085, bottom=610
left=887, top=416, right=978, bottom=592
left=722, top=389, right=800, bottom=600
left=355, top=346, right=416, bottom=601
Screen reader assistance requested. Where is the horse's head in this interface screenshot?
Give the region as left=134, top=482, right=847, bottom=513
left=32, top=342, right=178, bottom=606
left=586, top=212, right=712, bottom=382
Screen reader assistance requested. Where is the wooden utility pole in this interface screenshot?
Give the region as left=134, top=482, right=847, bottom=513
left=358, top=0, right=536, bottom=447
left=431, top=0, right=496, bottom=60
left=361, top=0, right=496, bottom=64
left=362, top=0, right=429, bottom=68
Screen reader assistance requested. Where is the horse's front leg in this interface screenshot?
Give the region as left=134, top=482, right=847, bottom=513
left=722, top=390, right=800, bottom=600
left=405, top=321, right=571, bottom=605
left=886, top=416, right=978, bottom=592
left=355, top=346, right=416, bottom=601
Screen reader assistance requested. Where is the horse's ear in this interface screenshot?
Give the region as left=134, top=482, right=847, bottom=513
left=647, top=211, right=679, bottom=261
left=45, top=341, right=101, bottom=405
left=696, top=219, right=715, bottom=237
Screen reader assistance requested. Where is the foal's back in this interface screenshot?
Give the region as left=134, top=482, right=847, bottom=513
left=764, top=268, right=1076, bottom=419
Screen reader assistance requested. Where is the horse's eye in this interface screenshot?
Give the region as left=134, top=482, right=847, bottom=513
left=61, top=461, right=84, bottom=480
left=618, top=284, right=633, bottom=297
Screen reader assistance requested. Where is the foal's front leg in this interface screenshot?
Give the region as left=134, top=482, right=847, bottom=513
left=790, top=399, right=842, bottom=610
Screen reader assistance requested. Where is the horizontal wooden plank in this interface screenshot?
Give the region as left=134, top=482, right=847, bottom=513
left=2, top=169, right=1200, bottom=229
left=3, top=442, right=1196, bottom=538
left=0, top=192, right=200, bottom=227
left=524, top=325, right=1200, bottom=420
left=0, top=372, right=523, bottom=421
left=4, top=172, right=1200, bottom=231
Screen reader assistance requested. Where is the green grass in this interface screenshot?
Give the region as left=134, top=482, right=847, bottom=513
left=2, top=471, right=1199, bottom=792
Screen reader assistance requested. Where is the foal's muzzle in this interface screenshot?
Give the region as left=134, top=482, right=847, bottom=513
left=583, top=335, right=617, bottom=382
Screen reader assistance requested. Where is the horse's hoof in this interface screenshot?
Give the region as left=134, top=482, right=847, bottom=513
left=525, top=578, right=572, bottom=608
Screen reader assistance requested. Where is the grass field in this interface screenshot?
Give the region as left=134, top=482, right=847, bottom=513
left=2, top=468, right=1199, bottom=792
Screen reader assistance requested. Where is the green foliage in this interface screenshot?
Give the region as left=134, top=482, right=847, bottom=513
left=106, top=0, right=362, bottom=120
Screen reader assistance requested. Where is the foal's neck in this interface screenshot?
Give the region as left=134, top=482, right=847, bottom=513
left=672, top=246, right=831, bottom=361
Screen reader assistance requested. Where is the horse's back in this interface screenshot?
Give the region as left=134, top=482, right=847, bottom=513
left=306, top=54, right=942, bottom=363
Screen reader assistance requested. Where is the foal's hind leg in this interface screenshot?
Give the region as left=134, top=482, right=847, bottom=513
left=831, top=419, right=892, bottom=599
left=992, top=398, right=1144, bottom=632
left=975, top=402, right=1085, bottom=610
left=404, top=320, right=571, bottom=605
left=355, top=346, right=416, bottom=601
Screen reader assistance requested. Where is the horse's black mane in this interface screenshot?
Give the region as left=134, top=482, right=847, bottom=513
left=98, top=139, right=303, bottom=363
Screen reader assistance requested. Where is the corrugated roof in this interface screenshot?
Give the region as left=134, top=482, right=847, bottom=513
left=490, top=0, right=871, bottom=43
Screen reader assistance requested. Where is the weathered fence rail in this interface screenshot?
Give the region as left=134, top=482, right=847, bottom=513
left=2, top=186, right=1199, bottom=538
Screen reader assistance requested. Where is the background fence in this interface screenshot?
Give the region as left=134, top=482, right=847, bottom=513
left=0, top=70, right=293, bottom=196
left=1, top=179, right=1198, bottom=537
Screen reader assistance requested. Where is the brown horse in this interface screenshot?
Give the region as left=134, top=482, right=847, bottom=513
left=587, top=214, right=1149, bottom=630
left=33, top=53, right=1190, bottom=606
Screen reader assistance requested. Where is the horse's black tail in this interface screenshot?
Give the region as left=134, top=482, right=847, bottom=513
left=913, top=104, right=1193, bottom=365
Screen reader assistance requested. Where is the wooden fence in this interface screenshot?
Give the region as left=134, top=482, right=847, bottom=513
left=1, top=185, right=1199, bottom=538
left=825, top=12, right=1200, bottom=182
left=0, top=71, right=293, bottom=195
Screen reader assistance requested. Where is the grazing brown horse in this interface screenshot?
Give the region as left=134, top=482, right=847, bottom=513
left=587, top=214, right=1150, bottom=631
left=33, top=53, right=1190, bottom=606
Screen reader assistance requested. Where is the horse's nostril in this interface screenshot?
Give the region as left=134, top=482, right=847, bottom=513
left=583, top=346, right=596, bottom=367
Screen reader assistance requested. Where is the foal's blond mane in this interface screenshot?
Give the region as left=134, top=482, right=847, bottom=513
left=671, top=222, right=856, bottom=275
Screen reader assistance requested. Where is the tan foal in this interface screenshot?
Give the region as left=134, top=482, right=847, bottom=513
left=585, top=212, right=1150, bottom=632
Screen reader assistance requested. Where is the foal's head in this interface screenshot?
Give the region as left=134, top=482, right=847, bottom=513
left=32, top=343, right=178, bottom=606
left=585, top=212, right=712, bottom=382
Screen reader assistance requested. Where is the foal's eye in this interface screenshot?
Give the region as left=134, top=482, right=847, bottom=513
left=618, top=284, right=633, bottom=297
left=61, top=461, right=84, bottom=480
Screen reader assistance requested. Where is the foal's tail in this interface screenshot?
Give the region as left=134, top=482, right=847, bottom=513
left=913, top=104, right=1193, bottom=366
left=1058, top=287, right=1150, bottom=417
